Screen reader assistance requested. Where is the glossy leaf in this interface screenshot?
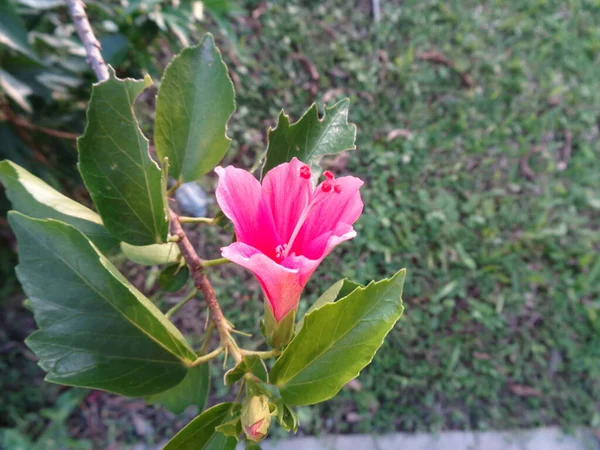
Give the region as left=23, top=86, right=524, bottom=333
left=9, top=213, right=197, bottom=396
left=163, top=403, right=238, bottom=450
left=120, top=242, right=181, bottom=265
left=147, top=363, right=209, bottom=414
left=224, top=355, right=268, bottom=385
left=155, top=33, right=235, bottom=182
left=270, top=269, right=406, bottom=406
left=296, top=278, right=362, bottom=332
left=78, top=67, right=168, bottom=245
left=261, top=99, right=356, bottom=177
left=0, top=0, right=38, bottom=60
left=0, top=160, right=119, bottom=253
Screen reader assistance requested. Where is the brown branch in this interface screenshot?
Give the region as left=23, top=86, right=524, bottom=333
left=170, top=211, right=243, bottom=364
left=66, top=0, right=109, bottom=81
left=5, top=109, right=78, bottom=141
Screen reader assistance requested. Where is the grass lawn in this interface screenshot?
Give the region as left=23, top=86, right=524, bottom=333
left=210, top=0, right=600, bottom=434
left=2, top=0, right=599, bottom=445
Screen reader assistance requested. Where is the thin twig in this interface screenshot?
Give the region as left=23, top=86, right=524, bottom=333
left=165, top=287, right=198, bottom=319
left=241, top=349, right=282, bottom=359
left=179, top=216, right=218, bottom=225
left=202, top=257, right=230, bottom=268
left=170, top=210, right=243, bottom=364
left=3, top=107, right=78, bottom=140
left=66, top=0, right=109, bottom=81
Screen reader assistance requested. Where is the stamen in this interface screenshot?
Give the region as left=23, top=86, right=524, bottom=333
left=321, top=181, right=333, bottom=192
left=334, top=184, right=342, bottom=194
left=323, top=170, right=334, bottom=179
left=299, top=165, right=311, bottom=179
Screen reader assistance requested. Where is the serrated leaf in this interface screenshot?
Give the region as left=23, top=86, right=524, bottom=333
left=120, top=242, right=181, bottom=265
left=270, top=269, right=406, bottom=406
left=261, top=99, right=356, bottom=177
left=163, top=403, right=238, bottom=450
left=9, top=212, right=197, bottom=396
left=78, top=67, right=168, bottom=245
left=0, top=0, right=38, bottom=60
left=296, top=278, right=362, bottom=332
left=146, top=363, right=209, bottom=414
left=0, top=160, right=119, bottom=253
left=224, top=355, right=268, bottom=385
left=155, top=33, right=235, bottom=183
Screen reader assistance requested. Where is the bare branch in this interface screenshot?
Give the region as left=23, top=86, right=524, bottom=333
left=66, top=0, right=109, bottom=81
left=170, top=210, right=243, bottom=364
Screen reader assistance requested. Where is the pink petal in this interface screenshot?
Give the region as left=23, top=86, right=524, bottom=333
left=294, top=176, right=363, bottom=257
left=261, top=157, right=312, bottom=243
left=222, top=242, right=308, bottom=321
left=301, top=222, right=357, bottom=260
left=215, top=166, right=279, bottom=255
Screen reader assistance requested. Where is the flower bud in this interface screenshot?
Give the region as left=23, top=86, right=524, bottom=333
left=241, top=395, right=272, bottom=442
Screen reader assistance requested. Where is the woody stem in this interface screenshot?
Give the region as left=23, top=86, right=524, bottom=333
left=170, top=210, right=243, bottom=364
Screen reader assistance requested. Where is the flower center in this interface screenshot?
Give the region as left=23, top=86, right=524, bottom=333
left=277, top=168, right=342, bottom=260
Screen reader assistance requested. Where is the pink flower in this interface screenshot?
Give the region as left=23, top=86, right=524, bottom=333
left=215, top=157, right=363, bottom=322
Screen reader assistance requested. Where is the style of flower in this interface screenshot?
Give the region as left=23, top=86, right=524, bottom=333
left=215, top=157, right=363, bottom=322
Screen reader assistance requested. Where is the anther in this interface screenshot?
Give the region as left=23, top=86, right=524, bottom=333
left=299, top=165, right=311, bottom=179
left=323, top=170, right=334, bottom=180
left=334, top=184, right=342, bottom=194
left=321, top=181, right=333, bottom=192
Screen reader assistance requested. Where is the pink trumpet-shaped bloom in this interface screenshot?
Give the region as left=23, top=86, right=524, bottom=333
left=215, top=157, right=363, bottom=322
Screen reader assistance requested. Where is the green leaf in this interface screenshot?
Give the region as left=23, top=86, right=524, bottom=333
left=147, top=363, right=210, bottom=414
left=261, top=99, right=356, bottom=177
left=224, top=355, right=268, bottom=385
left=120, top=242, right=181, bottom=265
left=0, top=0, right=38, bottom=60
left=159, top=263, right=190, bottom=292
left=272, top=398, right=298, bottom=433
left=163, top=403, right=238, bottom=450
left=9, top=212, right=197, bottom=396
left=155, top=33, right=235, bottom=183
left=270, top=269, right=406, bottom=406
left=296, top=278, right=362, bottom=332
left=0, top=160, right=119, bottom=253
left=78, top=67, right=168, bottom=245
left=0, top=67, right=32, bottom=112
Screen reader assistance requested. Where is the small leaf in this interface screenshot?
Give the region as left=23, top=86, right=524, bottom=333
left=262, top=99, right=356, bottom=177
left=163, top=403, right=238, bottom=450
left=296, top=278, right=362, bottom=332
left=270, top=269, right=406, bottom=406
left=78, top=67, right=168, bottom=245
left=9, top=213, right=197, bottom=396
left=0, top=0, right=38, bottom=60
left=155, top=33, right=236, bottom=182
left=121, top=242, right=181, bottom=265
left=224, top=355, right=268, bottom=385
left=272, top=398, right=298, bottom=433
left=159, top=263, right=190, bottom=292
left=0, top=160, right=119, bottom=253
left=147, top=363, right=209, bottom=414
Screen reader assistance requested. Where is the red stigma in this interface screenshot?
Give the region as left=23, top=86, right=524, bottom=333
left=299, top=165, right=311, bottom=179
left=321, top=181, right=333, bottom=192
left=334, top=184, right=342, bottom=194
left=323, top=170, right=334, bottom=180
